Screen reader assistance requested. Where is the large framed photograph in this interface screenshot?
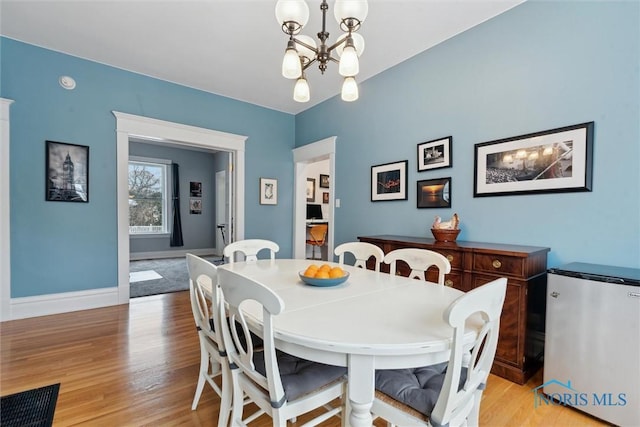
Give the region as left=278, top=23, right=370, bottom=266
left=371, top=160, right=408, bottom=202
left=417, top=177, right=451, bottom=208
left=260, top=177, right=278, bottom=205
left=417, top=136, right=452, bottom=171
left=46, top=140, right=89, bottom=202
left=474, top=122, right=594, bottom=197
left=306, top=178, right=316, bottom=202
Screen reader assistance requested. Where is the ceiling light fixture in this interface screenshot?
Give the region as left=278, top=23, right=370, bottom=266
left=276, top=0, right=368, bottom=103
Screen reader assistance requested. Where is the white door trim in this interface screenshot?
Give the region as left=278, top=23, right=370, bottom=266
left=114, top=111, right=246, bottom=304
left=1, top=98, right=14, bottom=321
left=292, top=137, right=336, bottom=260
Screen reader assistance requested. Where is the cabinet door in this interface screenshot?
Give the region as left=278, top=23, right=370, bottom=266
left=473, top=274, right=524, bottom=367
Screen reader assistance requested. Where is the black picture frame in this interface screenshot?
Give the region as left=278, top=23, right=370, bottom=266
left=417, top=178, right=451, bottom=208
left=474, top=122, right=594, bottom=197
left=417, top=136, right=452, bottom=171
left=371, top=160, right=408, bottom=202
left=45, top=140, right=89, bottom=202
left=190, top=181, right=202, bottom=197
left=319, top=174, right=330, bottom=188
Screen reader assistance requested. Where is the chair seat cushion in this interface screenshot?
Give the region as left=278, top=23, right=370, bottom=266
left=375, top=362, right=467, bottom=417
left=254, top=350, right=346, bottom=402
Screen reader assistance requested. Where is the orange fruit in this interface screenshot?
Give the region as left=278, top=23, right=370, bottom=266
left=314, top=270, right=330, bottom=279
left=318, top=264, right=331, bottom=272
left=329, top=267, right=344, bottom=278
left=303, top=266, right=318, bottom=277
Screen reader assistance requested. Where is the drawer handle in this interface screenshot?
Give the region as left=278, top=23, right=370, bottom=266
left=446, top=255, right=454, bottom=262
left=492, top=259, right=502, bottom=269
left=445, top=279, right=453, bottom=287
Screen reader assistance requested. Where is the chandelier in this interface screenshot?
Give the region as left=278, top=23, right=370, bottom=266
left=275, top=0, right=368, bottom=102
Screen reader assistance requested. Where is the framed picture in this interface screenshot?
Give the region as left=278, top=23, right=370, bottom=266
left=322, top=192, right=329, bottom=204
left=190, top=181, right=202, bottom=197
left=371, top=160, right=408, bottom=202
left=189, top=198, right=202, bottom=214
left=474, top=122, right=594, bottom=197
left=306, top=178, right=316, bottom=202
left=46, top=140, right=89, bottom=202
left=417, top=178, right=451, bottom=208
left=260, top=177, right=278, bottom=205
left=319, top=174, right=330, bottom=188
left=417, top=136, right=452, bottom=171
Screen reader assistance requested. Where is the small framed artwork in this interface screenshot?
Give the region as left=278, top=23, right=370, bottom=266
left=190, top=198, right=202, bottom=214
left=306, top=178, right=316, bottom=202
left=417, top=178, right=451, bottom=208
left=46, top=140, right=89, bottom=202
left=322, top=192, right=329, bottom=204
left=417, top=136, right=452, bottom=171
left=190, top=181, right=202, bottom=197
left=260, top=177, right=278, bottom=205
left=371, top=160, right=408, bottom=202
left=319, top=174, right=330, bottom=188
left=474, top=122, right=594, bottom=197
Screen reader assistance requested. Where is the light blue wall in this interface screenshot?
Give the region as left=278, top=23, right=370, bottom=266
left=295, top=0, right=640, bottom=268
left=2, top=38, right=295, bottom=298
left=128, top=141, right=219, bottom=255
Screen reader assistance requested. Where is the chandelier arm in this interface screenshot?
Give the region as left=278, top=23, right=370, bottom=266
left=328, top=57, right=340, bottom=65
left=302, top=58, right=318, bottom=71
left=293, top=38, right=319, bottom=55
left=326, top=37, right=348, bottom=54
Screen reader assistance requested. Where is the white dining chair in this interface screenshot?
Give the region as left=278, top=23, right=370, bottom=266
left=186, top=254, right=264, bottom=425
left=334, top=241, right=385, bottom=271
left=383, top=247, right=451, bottom=284
left=217, top=268, right=347, bottom=427
left=223, top=239, right=279, bottom=265
left=372, top=277, right=508, bottom=427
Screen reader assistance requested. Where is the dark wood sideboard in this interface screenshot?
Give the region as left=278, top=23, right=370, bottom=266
left=358, top=235, right=550, bottom=385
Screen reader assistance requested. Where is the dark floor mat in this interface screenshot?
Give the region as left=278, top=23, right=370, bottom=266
left=0, top=383, right=60, bottom=427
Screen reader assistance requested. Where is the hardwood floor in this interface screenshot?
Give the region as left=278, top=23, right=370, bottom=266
left=1, top=291, right=607, bottom=426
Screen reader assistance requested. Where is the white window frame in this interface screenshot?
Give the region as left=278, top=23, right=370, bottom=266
left=128, top=156, right=171, bottom=237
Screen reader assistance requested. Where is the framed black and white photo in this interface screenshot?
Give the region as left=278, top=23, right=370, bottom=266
left=306, top=178, right=316, bottom=202
left=371, top=160, right=408, bottom=202
left=190, top=198, right=202, bottom=214
left=260, top=177, right=278, bottom=205
left=417, top=178, right=451, bottom=208
left=417, top=136, right=452, bottom=171
left=46, top=140, right=89, bottom=202
left=474, top=122, right=594, bottom=197
left=319, top=174, right=330, bottom=188
left=322, top=192, right=329, bottom=204
left=190, top=181, right=202, bottom=197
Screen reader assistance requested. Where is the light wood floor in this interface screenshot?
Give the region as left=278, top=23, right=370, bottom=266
left=1, top=291, right=607, bottom=426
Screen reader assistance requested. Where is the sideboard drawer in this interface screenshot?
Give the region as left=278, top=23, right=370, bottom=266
left=473, top=253, right=524, bottom=277
left=435, top=249, right=463, bottom=270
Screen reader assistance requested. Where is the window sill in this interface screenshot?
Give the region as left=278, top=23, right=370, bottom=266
left=130, top=233, right=171, bottom=239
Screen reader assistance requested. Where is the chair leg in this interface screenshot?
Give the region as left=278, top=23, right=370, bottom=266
left=218, top=364, right=232, bottom=427
left=191, top=344, right=209, bottom=410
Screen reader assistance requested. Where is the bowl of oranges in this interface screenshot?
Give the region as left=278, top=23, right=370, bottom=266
left=299, top=263, right=349, bottom=287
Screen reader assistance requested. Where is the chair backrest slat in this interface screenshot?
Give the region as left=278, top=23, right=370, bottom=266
left=223, top=239, right=279, bottom=265
left=334, top=241, right=384, bottom=271
left=383, top=248, right=451, bottom=284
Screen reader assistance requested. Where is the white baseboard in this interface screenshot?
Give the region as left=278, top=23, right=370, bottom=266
left=129, top=247, right=219, bottom=261
left=6, top=287, right=121, bottom=321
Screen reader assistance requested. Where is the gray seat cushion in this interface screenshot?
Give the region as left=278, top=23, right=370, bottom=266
left=254, top=350, right=346, bottom=402
left=375, top=362, right=467, bottom=417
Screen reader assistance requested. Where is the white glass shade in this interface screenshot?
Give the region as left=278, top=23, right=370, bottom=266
left=294, top=77, right=310, bottom=102
left=335, top=32, right=365, bottom=57
left=295, top=34, right=317, bottom=61
left=276, top=0, right=309, bottom=27
left=339, top=44, right=359, bottom=76
left=282, top=47, right=302, bottom=79
left=341, top=76, right=358, bottom=101
left=334, top=0, right=368, bottom=24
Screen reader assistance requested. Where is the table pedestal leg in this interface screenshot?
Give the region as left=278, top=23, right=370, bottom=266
left=347, top=354, right=375, bottom=427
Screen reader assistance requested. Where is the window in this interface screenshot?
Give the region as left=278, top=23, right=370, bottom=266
left=128, top=157, right=170, bottom=235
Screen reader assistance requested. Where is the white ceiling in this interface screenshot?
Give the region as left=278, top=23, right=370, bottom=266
left=0, top=0, right=524, bottom=114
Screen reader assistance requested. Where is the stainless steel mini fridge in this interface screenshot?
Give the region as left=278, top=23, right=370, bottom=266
left=544, top=262, right=640, bottom=426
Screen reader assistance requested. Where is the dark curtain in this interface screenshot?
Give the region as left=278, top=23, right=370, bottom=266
left=170, top=163, right=184, bottom=247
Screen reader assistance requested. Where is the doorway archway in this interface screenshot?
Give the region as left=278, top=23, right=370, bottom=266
left=114, top=112, right=246, bottom=304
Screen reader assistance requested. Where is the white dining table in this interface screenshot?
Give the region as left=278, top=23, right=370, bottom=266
left=218, top=259, right=481, bottom=427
